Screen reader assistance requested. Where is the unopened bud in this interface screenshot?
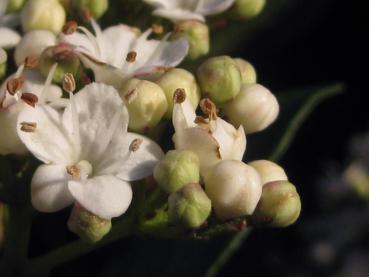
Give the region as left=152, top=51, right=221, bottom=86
left=252, top=181, right=301, bottom=227
left=234, top=58, right=257, bottom=84
left=249, top=160, right=288, bottom=186
left=171, top=20, right=209, bottom=60
left=168, top=183, right=211, bottom=229
left=6, top=0, right=26, bottom=13
left=205, top=160, right=262, bottom=220
left=73, top=0, right=108, bottom=19
left=223, top=84, right=279, bottom=134
left=21, top=0, right=66, bottom=34
left=68, top=203, right=112, bottom=243
left=197, top=56, right=241, bottom=106
left=232, top=0, right=266, bottom=19
left=155, top=68, right=201, bottom=118
left=119, top=78, right=168, bottom=133
left=154, top=150, right=200, bottom=193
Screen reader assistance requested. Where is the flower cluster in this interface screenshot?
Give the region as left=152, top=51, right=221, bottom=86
left=0, top=0, right=300, bottom=242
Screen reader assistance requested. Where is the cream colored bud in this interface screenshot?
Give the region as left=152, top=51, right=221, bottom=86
left=14, top=30, right=56, bottom=66
left=168, top=183, right=211, bottom=229
left=6, top=0, right=26, bottom=12
left=119, top=78, right=168, bottom=133
left=205, top=160, right=262, bottom=220
left=234, top=58, right=257, bottom=84
left=232, top=0, right=266, bottom=19
left=21, top=0, right=66, bottom=34
left=224, top=84, right=279, bottom=134
left=155, top=68, right=201, bottom=118
left=73, top=0, right=108, bottom=19
left=171, top=20, right=209, bottom=60
left=197, top=56, right=242, bottom=106
left=249, top=160, right=288, bottom=186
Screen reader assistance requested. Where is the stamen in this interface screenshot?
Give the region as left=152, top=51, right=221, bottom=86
left=66, top=165, right=81, bottom=179
left=24, top=56, right=39, bottom=69
left=126, top=51, right=137, bottom=63
left=124, top=88, right=138, bottom=104
left=21, top=93, right=38, bottom=107
left=68, top=89, right=81, bottom=160
left=152, top=24, right=164, bottom=34
left=200, top=98, right=217, bottom=121
left=6, top=76, right=25, bottom=96
left=63, top=21, right=78, bottom=35
left=38, top=63, right=58, bottom=104
left=63, top=73, right=76, bottom=93
left=15, top=63, right=25, bottom=78
left=129, top=138, right=143, bottom=152
left=173, top=88, right=186, bottom=104
left=20, top=122, right=37, bottom=132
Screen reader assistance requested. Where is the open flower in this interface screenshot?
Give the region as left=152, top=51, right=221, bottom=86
left=143, top=0, right=235, bottom=22
left=172, top=89, right=246, bottom=178
left=0, top=0, right=21, bottom=49
left=61, top=21, right=189, bottom=88
left=17, top=82, right=163, bottom=219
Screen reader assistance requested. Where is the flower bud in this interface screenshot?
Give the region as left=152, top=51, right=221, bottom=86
left=252, top=181, right=301, bottom=227
left=197, top=56, right=241, bottom=106
left=155, top=68, right=201, bottom=118
left=205, top=160, right=262, bottom=220
left=73, top=0, right=108, bottom=19
left=171, top=20, right=210, bottom=60
left=154, top=150, right=200, bottom=193
left=249, top=160, right=288, bottom=186
left=68, top=203, right=112, bottom=243
left=168, top=183, right=211, bottom=229
left=21, top=0, right=66, bottom=34
left=223, top=84, right=279, bottom=134
left=39, top=45, right=82, bottom=84
left=232, top=0, right=266, bottom=19
left=234, top=58, right=257, bottom=84
left=6, top=0, right=26, bottom=13
left=14, top=30, right=57, bottom=66
left=0, top=48, right=6, bottom=79
left=119, top=78, right=168, bottom=133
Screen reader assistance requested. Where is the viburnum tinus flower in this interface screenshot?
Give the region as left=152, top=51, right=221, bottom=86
left=17, top=82, right=163, bottom=220
left=143, top=0, right=235, bottom=22
left=61, top=21, right=189, bottom=88
left=0, top=0, right=21, bottom=49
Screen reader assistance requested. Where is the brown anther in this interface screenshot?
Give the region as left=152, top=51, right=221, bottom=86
left=63, top=21, right=78, bottom=35
left=173, top=24, right=184, bottom=34
left=20, top=122, right=37, bottom=132
left=63, top=73, right=76, bottom=93
left=200, top=98, right=217, bottom=120
left=152, top=24, right=164, bottom=34
left=7, top=76, right=25, bottom=96
left=53, top=43, right=74, bottom=61
left=129, top=138, right=143, bottom=152
left=21, top=93, right=38, bottom=107
left=173, top=88, right=186, bottom=104
left=126, top=51, right=137, bottom=63
left=81, top=74, right=92, bottom=85
left=82, top=8, right=92, bottom=22
left=194, top=116, right=210, bottom=131
left=124, top=88, right=138, bottom=104
left=24, top=56, right=39, bottom=69
left=66, top=165, right=81, bottom=179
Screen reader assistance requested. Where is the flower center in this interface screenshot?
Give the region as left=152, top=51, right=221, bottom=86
left=67, top=160, right=93, bottom=181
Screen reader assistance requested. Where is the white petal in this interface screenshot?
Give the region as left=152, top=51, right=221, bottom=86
left=152, top=8, right=205, bottom=22
left=31, top=164, right=74, bottom=212
left=0, top=27, right=21, bottom=49
left=143, top=0, right=178, bottom=9
left=60, top=32, right=99, bottom=58
left=197, top=0, right=235, bottom=16
left=172, top=97, right=197, bottom=132
left=68, top=176, right=133, bottom=220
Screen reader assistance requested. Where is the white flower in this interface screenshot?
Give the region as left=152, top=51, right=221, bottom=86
left=144, top=0, right=235, bottom=22
left=60, top=21, right=189, bottom=88
left=0, top=0, right=21, bottom=49
left=17, top=82, right=164, bottom=219
left=172, top=90, right=246, bottom=178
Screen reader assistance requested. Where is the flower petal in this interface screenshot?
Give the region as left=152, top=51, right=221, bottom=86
left=68, top=176, right=133, bottom=220
left=172, top=97, right=197, bottom=131
left=152, top=8, right=205, bottom=22
left=31, top=164, right=74, bottom=212
left=0, top=27, right=21, bottom=49
left=143, top=0, right=179, bottom=9
left=197, top=0, right=235, bottom=16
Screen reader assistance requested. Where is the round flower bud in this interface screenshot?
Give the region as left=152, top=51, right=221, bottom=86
left=73, top=0, right=108, bottom=19
left=155, top=68, right=201, bottom=118
left=21, top=0, right=66, bottom=34
left=6, top=0, right=26, bottom=13
left=249, top=160, right=288, bottom=186
left=205, top=160, right=262, bottom=220
left=232, top=0, right=266, bottom=19
left=171, top=20, right=210, bottom=60
left=68, top=203, right=112, bottom=243
left=168, top=183, right=211, bottom=229
left=223, top=84, right=279, bottom=134
left=154, top=150, right=200, bottom=193
left=234, top=58, right=257, bottom=84
left=252, top=181, right=301, bottom=227
left=14, top=30, right=57, bottom=66
left=119, top=78, right=168, bottom=133
left=197, top=56, right=242, bottom=106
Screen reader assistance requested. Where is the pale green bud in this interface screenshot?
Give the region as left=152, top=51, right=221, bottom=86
left=21, top=0, right=66, bottom=34
left=154, top=150, right=200, bottom=193
left=252, top=181, right=301, bottom=227
left=205, top=160, right=262, bottom=220
left=233, top=0, right=266, bottom=19
left=234, top=58, right=257, bottom=84
left=6, top=0, right=26, bottom=13
left=344, top=163, right=369, bottom=200
left=119, top=78, right=168, bottom=133
left=249, top=160, right=288, bottom=186
left=171, top=20, right=209, bottom=60
left=73, top=0, right=108, bottom=19
left=155, top=68, right=201, bottom=118
left=223, top=84, right=279, bottom=134
left=197, top=56, right=241, bottom=106
left=0, top=63, right=6, bottom=80
left=168, top=183, right=211, bottom=229
left=0, top=48, right=6, bottom=79
left=68, top=203, right=112, bottom=243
